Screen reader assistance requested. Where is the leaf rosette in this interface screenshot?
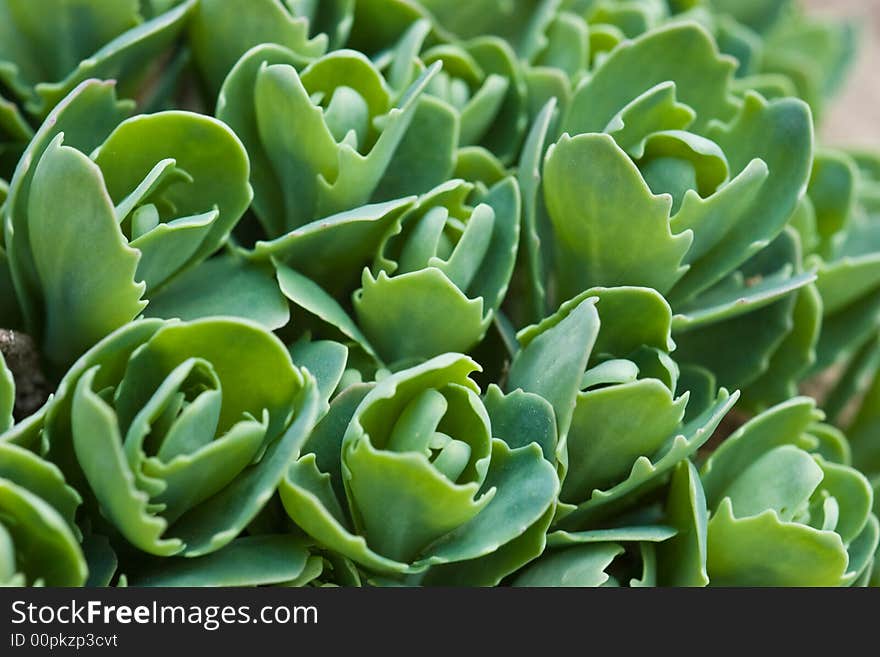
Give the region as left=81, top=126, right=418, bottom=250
left=532, top=22, right=816, bottom=403
left=353, top=177, right=520, bottom=365
left=6, top=317, right=319, bottom=560
left=504, top=287, right=738, bottom=529
left=218, top=44, right=453, bottom=237
left=3, top=81, right=252, bottom=372
left=374, top=17, right=528, bottom=164
left=279, top=353, right=558, bottom=583
left=699, top=397, right=878, bottom=586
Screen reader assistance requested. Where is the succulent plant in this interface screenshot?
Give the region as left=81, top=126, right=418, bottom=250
left=0, top=0, right=877, bottom=589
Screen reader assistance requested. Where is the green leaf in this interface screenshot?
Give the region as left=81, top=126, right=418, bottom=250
left=82, top=533, right=117, bottom=587
left=532, top=11, right=589, bottom=78
left=42, top=319, right=164, bottom=493
left=130, top=210, right=218, bottom=290
left=673, top=289, right=797, bottom=390
left=467, top=177, right=521, bottom=314
left=27, top=134, right=146, bottom=370
left=276, top=263, right=377, bottom=360
left=132, top=535, right=314, bottom=586
left=702, top=397, right=820, bottom=506
left=824, top=338, right=880, bottom=426
left=657, top=461, right=709, bottom=586
left=144, top=255, right=290, bottom=331
left=226, top=48, right=439, bottom=234
left=354, top=267, right=488, bottom=364
left=373, top=95, right=459, bottom=201
left=216, top=43, right=308, bottom=237
left=418, top=440, right=558, bottom=567
left=807, top=149, right=858, bottom=258
left=741, top=283, right=822, bottom=409
left=0, top=351, right=13, bottom=431
left=604, top=82, right=696, bottom=153
left=672, top=93, right=813, bottom=301
left=251, top=196, right=415, bottom=297
left=280, top=452, right=410, bottom=575
left=587, top=286, right=676, bottom=356
left=513, top=543, right=624, bottom=587
left=543, top=133, right=692, bottom=298
left=343, top=413, right=491, bottom=564
left=807, top=423, right=851, bottom=466
left=813, top=283, right=880, bottom=375
left=672, top=268, right=816, bottom=331
left=507, top=296, right=599, bottom=441
left=844, top=514, right=879, bottom=585
left=189, top=0, right=325, bottom=95
left=706, top=498, right=848, bottom=586
left=289, top=338, right=349, bottom=409
left=463, top=37, right=528, bottom=163
left=559, top=388, right=738, bottom=528
left=73, top=366, right=183, bottom=556
left=29, top=0, right=196, bottom=117
left=548, top=525, right=677, bottom=547
left=5, top=80, right=133, bottom=351
left=93, top=111, right=253, bottom=266
left=421, top=505, right=554, bottom=586
left=0, top=0, right=141, bottom=101
left=302, top=383, right=373, bottom=504
left=0, top=441, right=80, bottom=531
left=453, top=147, right=507, bottom=189
left=562, top=379, right=688, bottom=504
left=483, top=384, right=557, bottom=462
left=563, top=22, right=739, bottom=135
left=171, top=367, right=319, bottom=557
left=815, top=254, right=880, bottom=317
left=816, top=457, right=873, bottom=544
left=722, top=445, right=823, bottom=520
left=515, top=97, right=557, bottom=323
left=849, top=363, right=880, bottom=475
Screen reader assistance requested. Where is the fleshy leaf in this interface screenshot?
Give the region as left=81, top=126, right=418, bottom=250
left=483, top=384, right=557, bottom=462
left=558, top=388, right=738, bottom=528
left=251, top=197, right=416, bottom=297
left=354, top=267, right=488, bottom=364
left=29, top=0, right=196, bottom=117
left=132, top=535, right=314, bottom=586
left=418, top=440, right=558, bottom=568
left=0, top=351, right=13, bottom=431
left=562, top=379, right=688, bottom=503
left=5, top=80, right=134, bottom=358
left=513, top=544, right=624, bottom=587
left=563, top=22, right=739, bottom=135
left=706, top=498, right=848, bottom=586
left=27, top=134, right=146, bottom=370
left=507, top=296, right=599, bottom=440
left=543, top=133, right=692, bottom=298
left=144, top=255, right=290, bottom=331
left=289, top=338, right=349, bottom=410
left=189, top=0, right=326, bottom=95
left=92, top=111, right=253, bottom=266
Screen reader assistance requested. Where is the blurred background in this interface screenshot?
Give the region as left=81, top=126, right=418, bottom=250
left=808, top=0, right=880, bottom=148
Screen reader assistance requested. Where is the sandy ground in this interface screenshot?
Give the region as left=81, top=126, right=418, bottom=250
left=807, top=0, right=880, bottom=149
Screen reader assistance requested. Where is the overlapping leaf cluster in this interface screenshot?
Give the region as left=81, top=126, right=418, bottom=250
left=1, top=0, right=878, bottom=587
